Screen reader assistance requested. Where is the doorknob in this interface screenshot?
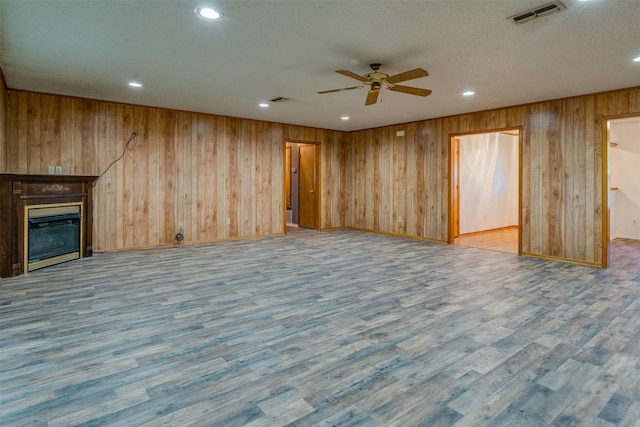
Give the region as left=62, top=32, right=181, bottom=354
left=310, top=190, right=315, bottom=193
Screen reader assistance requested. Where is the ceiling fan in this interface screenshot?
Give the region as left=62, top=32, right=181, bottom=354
left=318, top=63, right=432, bottom=106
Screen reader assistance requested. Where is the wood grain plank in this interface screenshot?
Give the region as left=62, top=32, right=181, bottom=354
left=147, top=108, right=160, bottom=246
left=5, top=91, right=18, bottom=172
left=0, top=76, right=6, bottom=173
left=41, top=94, right=61, bottom=173
left=26, top=93, right=42, bottom=174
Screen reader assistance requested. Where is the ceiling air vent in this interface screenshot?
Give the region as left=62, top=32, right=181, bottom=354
left=270, top=97, right=288, bottom=103
left=508, top=1, right=566, bottom=24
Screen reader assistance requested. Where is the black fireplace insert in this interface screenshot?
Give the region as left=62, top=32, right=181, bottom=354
left=26, top=204, right=82, bottom=271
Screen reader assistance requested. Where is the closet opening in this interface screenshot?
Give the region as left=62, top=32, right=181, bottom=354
left=604, top=115, right=640, bottom=267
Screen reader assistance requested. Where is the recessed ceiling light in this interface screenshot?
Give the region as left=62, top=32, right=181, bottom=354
left=463, top=90, right=475, bottom=96
left=259, top=103, right=269, bottom=108
left=128, top=82, right=142, bottom=88
left=341, top=116, right=350, bottom=121
left=633, top=56, right=640, bottom=62
left=195, top=7, right=221, bottom=20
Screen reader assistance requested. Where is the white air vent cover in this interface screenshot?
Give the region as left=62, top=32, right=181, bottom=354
left=508, top=1, right=566, bottom=24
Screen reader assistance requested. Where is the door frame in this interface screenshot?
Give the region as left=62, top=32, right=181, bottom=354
left=601, top=112, right=640, bottom=267
left=283, top=140, right=321, bottom=233
left=448, top=127, right=523, bottom=255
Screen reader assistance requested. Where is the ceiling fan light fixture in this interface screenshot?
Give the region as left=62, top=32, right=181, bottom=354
left=258, top=103, right=269, bottom=108
left=318, top=63, right=431, bottom=106
left=341, top=116, right=350, bottom=121
left=633, top=56, right=640, bottom=62
left=195, top=7, right=222, bottom=20
left=128, top=81, right=142, bottom=88
left=463, top=90, right=475, bottom=96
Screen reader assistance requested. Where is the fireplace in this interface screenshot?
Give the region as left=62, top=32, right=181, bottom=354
left=0, top=174, right=97, bottom=277
left=26, top=203, right=83, bottom=272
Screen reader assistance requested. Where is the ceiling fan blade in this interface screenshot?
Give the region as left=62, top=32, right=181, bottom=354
left=336, top=69, right=370, bottom=83
left=386, top=68, right=429, bottom=84
left=365, top=89, right=380, bottom=105
left=388, top=85, right=432, bottom=97
left=317, top=86, right=363, bottom=94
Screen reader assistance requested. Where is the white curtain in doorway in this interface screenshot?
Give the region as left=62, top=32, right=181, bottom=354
left=460, top=132, right=519, bottom=234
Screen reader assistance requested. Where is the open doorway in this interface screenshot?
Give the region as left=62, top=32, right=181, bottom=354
left=449, top=129, right=521, bottom=254
left=605, top=116, right=640, bottom=267
left=284, top=141, right=319, bottom=233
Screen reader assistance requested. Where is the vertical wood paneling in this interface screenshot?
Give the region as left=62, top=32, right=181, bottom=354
left=147, top=108, right=160, bottom=246
left=0, top=73, right=6, bottom=173
left=157, top=109, right=175, bottom=244
left=272, top=124, right=285, bottom=232
left=404, top=123, right=417, bottom=237
left=16, top=92, right=28, bottom=173
left=195, top=114, right=208, bottom=240
left=5, top=86, right=639, bottom=265
left=584, top=95, right=596, bottom=263
left=564, top=97, right=587, bottom=261
left=411, top=123, right=423, bottom=237
left=26, top=93, right=42, bottom=174
left=177, top=111, right=193, bottom=242
left=5, top=91, right=18, bottom=173
left=226, top=118, right=239, bottom=237
left=427, top=120, right=441, bottom=239
left=215, top=116, right=227, bottom=239
left=545, top=101, right=563, bottom=258
left=41, top=95, right=61, bottom=173
left=59, top=97, right=75, bottom=174
left=345, top=87, right=640, bottom=265
left=99, top=102, right=120, bottom=250
left=114, top=104, right=125, bottom=249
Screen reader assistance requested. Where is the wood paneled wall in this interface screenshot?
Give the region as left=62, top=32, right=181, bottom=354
left=4, top=86, right=638, bottom=265
left=0, top=70, right=6, bottom=173
left=4, top=92, right=347, bottom=251
left=346, top=87, right=640, bottom=265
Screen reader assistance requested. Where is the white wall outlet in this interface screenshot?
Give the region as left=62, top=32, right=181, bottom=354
left=398, top=216, right=403, bottom=223
left=396, top=130, right=406, bottom=137
left=48, top=165, right=55, bottom=174
left=55, top=166, right=62, bottom=174
left=226, top=218, right=231, bottom=225
left=178, top=223, right=183, bottom=231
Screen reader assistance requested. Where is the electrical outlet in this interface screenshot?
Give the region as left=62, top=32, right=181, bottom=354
left=48, top=166, right=55, bottom=174
left=55, top=166, right=62, bottom=174
left=398, top=216, right=403, bottom=223
left=178, top=223, right=183, bottom=231
left=226, top=218, right=231, bottom=225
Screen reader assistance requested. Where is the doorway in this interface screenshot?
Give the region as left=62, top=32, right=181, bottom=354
left=284, top=141, right=318, bottom=232
left=605, top=115, right=640, bottom=267
left=449, top=129, right=521, bottom=254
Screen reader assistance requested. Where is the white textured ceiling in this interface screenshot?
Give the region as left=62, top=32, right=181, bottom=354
left=1, top=0, right=639, bottom=131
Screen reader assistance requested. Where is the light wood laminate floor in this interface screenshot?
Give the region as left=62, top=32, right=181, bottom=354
left=1, top=231, right=639, bottom=426
left=455, top=227, right=519, bottom=254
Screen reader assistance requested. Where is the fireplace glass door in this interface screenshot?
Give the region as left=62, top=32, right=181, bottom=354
left=25, top=203, right=83, bottom=272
